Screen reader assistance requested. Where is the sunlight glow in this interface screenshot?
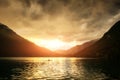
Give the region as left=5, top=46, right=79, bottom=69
left=31, top=39, right=78, bottom=51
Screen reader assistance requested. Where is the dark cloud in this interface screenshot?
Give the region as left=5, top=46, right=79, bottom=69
left=0, top=0, right=10, bottom=7
left=0, top=0, right=120, bottom=43
left=18, top=0, right=120, bottom=26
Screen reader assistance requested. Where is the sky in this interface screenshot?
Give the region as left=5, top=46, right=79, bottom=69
left=0, top=0, right=120, bottom=50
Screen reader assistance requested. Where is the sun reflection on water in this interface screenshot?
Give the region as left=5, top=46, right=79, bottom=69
left=10, top=57, right=106, bottom=80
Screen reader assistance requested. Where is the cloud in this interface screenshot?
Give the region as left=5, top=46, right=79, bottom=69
left=0, top=0, right=10, bottom=7
left=0, top=0, right=120, bottom=43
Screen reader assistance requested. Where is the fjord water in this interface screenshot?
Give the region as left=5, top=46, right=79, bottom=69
left=0, top=57, right=117, bottom=80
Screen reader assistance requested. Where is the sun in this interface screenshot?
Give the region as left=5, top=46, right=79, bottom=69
left=39, top=39, right=66, bottom=51
left=31, top=39, right=76, bottom=51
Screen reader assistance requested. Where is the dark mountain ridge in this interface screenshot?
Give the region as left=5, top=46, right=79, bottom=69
left=72, top=21, right=120, bottom=59
left=66, top=21, right=120, bottom=78
left=66, top=40, right=97, bottom=56
left=1, top=21, right=120, bottom=58
left=0, top=23, right=56, bottom=57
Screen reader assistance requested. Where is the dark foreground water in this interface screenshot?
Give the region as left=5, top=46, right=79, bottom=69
left=0, top=57, right=119, bottom=80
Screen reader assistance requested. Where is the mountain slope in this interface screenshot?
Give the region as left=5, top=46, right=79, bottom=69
left=75, top=21, right=120, bottom=58
left=0, top=23, right=55, bottom=57
left=66, top=40, right=97, bottom=56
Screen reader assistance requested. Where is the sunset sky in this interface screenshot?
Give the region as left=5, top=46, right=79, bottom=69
left=0, top=0, right=120, bottom=50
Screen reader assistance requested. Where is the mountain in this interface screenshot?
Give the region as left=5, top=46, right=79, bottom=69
left=66, top=40, right=97, bottom=57
left=76, top=21, right=120, bottom=78
left=1, top=21, right=120, bottom=58
left=0, top=23, right=55, bottom=57
left=72, top=21, right=120, bottom=59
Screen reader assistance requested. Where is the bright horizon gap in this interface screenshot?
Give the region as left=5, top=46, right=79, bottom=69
left=29, top=38, right=86, bottom=51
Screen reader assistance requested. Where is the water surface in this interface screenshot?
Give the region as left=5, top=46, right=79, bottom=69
left=0, top=57, right=119, bottom=80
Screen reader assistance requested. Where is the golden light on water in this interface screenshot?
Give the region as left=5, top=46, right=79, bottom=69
left=13, top=58, right=83, bottom=79
left=10, top=58, right=106, bottom=79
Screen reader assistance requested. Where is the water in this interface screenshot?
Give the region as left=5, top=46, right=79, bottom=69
left=0, top=57, right=119, bottom=80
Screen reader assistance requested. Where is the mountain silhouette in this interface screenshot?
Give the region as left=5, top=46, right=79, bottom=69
left=1, top=21, right=120, bottom=58
left=66, top=21, right=120, bottom=78
left=70, top=21, right=120, bottom=60
left=66, top=40, right=97, bottom=57
left=0, top=23, right=55, bottom=57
